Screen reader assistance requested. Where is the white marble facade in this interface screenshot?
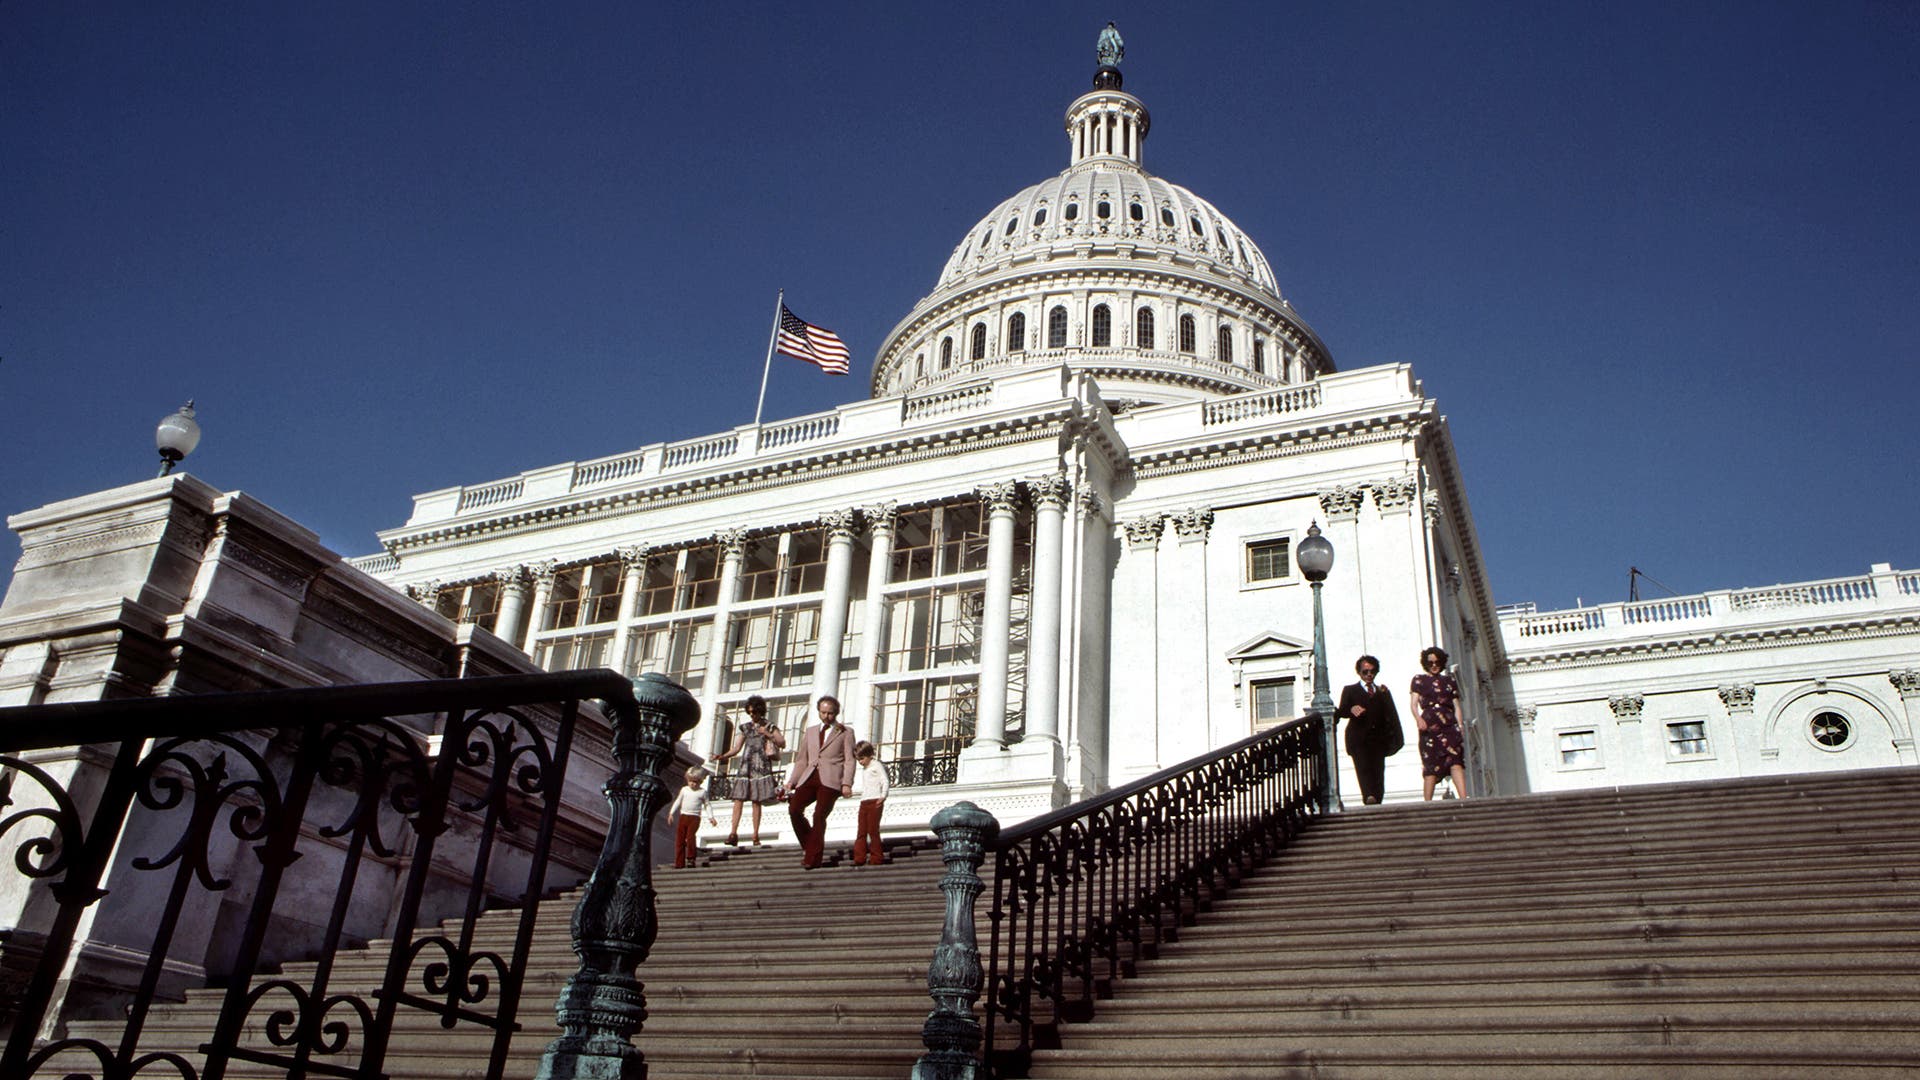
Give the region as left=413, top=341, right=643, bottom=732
left=1496, top=564, right=1920, bottom=790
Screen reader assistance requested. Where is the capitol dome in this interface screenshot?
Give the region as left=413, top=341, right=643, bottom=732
left=872, top=32, right=1332, bottom=406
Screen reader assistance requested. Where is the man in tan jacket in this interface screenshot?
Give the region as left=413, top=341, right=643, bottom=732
left=784, top=695, right=857, bottom=868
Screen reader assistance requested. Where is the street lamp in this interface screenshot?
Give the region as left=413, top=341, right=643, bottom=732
left=155, top=401, right=201, bottom=477
left=1296, top=521, right=1340, bottom=814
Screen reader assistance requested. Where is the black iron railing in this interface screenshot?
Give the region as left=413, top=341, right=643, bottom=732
left=978, top=716, right=1324, bottom=1076
left=0, top=670, right=647, bottom=1080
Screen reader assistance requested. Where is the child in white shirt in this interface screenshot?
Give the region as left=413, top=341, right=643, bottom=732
left=850, top=741, right=890, bottom=866
left=668, top=766, right=716, bottom=869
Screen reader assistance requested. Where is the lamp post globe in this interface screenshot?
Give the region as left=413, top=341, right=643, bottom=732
left=1299, top=522, right=1341, bottom=813
left=155, top=401, right=201, bottom=477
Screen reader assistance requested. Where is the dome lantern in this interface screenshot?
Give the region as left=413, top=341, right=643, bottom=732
left=1069, top=23, right=1147, bottom=169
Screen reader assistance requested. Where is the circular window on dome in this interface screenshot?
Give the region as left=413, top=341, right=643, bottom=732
left=1033, top=207, right=1047, bottom=226
left=1160, top=206, right=1175, bottom=227
left=1065, top=202, right=1080, bottom=221
left=1808, top=711, right=1854, bottom=751
left=1005, top=217, right=1018, bottom=236
left=1189, top=215, right=1204, bottom=236
left=1097, top=201, right=1111, bottom=219
left=1130, top=202, right=1144, bottom=221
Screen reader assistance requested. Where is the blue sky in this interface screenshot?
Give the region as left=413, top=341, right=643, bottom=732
left=4, top=3, right=1917, bottom=610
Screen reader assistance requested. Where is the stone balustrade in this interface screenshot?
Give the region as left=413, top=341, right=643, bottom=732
left=1502, top=564, right=1918, bottom=649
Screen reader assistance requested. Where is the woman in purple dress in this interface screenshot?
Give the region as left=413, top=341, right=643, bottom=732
left=1409, top=646, right=1469, bottom=801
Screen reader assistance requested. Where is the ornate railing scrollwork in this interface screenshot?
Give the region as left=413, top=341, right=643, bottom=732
left=0, top=670, right=642, bottom=1080
left=965, top=716, right=1323, bottom=1076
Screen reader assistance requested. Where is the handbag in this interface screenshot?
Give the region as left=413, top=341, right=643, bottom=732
left=1381, top=717, right=1405, bottom=757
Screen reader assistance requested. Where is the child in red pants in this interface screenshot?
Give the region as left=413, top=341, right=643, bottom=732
left=667, top=766, right=716, bottom=869
left=850, top=741, right=890, bottom=866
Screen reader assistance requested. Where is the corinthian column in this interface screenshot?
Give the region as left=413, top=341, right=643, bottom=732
left=608, top=546, right=650, bottom=672
left=692, top=529, right=748, bottom=758
left=810, top=510, right=862, bottom=706
left=1025, top=475, right=1070, bottom=745
left=493, top=566, right=530, bottom=649
left=524, top=561, right=558, bottom=656
left=853, top=502, right=898, bottom=743
left=972, top=481, right=1022, bottom=750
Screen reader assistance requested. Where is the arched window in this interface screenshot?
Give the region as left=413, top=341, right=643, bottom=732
left=1160, top=206, right=1175, bottom=227
left=1136, top=307, right=1155, bottom=349
left=1178, top=315, right=1196, bottom=353
left=1253, top=339, right=1266, bottom=375
left=1190, top=216, right=1204, bottom=236
left=1129, top=201, right=1144, bottom=221
left=1096, top=201, right=1111, bottom=219
left=915, top=353, right=926, bottom=379
left=1065, top=202, right=1080, bottom=221
left=971, top=323, right=987, bottom=360
left=1217, top=325, right=1234, bottom=363
left=1091, top=304, right=1111, bottom=347
left=940, top=337, right=954, bottom=370
left=1033, top=207, right=1048, bottom=226
left=1048, top=306, right=1068, bottom=349
left=1008, top=312, right=1026, bottom=352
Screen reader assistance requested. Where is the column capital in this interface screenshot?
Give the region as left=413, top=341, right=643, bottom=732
left=494, top=565, right=530, bottom=592
left=713, top=528, right=749, bottom=559
left=528, top=560, right=558, bottom=589
left=1074, top=487, right=1107, bottom=522
left=1608, top=694, right=1645, bottom=723
left=1422, top=491, right=1443, bottom=526
left=1030, top=473, right=1072, bottom=511
left=862, top=501, right=899, bottom=534
left=1717, top=683, right=1758, bottom=712
left=1371, top=475, right=1419, bottom=514
left=976, top=480, right=1022, bottom=515
left=1318, top=486, right=1363, bottom=522
left=1169, top=506, right=1214, bottom=542
left=819, top=508, right=861, bottom=541
left=617, top=545, right=651, bottom=573
left=1121, top=514, right=1165, bottom=551
left=407, top=580, right=442, bottom=608
left=1890, top=669, right=1920, bottom=699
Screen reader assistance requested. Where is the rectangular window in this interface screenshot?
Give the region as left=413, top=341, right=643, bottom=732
left=440, top=580, right=502, bottom=631
left=627, top=618, right=711, bottom=692
left=537, top=630, right=615, bottom=672
left=871, top=675, right=977, bottom=787
left=1666, top=720, right=1710, bottom=758
left=545, top=558, right=624, bottom=629
left=724, top=603, right=821, bottom=693
left=782, top=528, right=829, bottom=595
left=1558, top=729, right=1599, bottom=768
left=1250, top=678, right=1295, bottom=732
left=1246, top=538, right=1291, bottom=584
left=637, top=554, right=677, bottom=617
left=736, top=537, right=781, bottom=602
left=878, top=582, right=986, bottom=674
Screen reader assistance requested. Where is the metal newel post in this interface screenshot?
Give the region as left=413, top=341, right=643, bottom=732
left=537, top=673, right=699, bottom=1080
left=912, top=801, right=1000, bottom=1080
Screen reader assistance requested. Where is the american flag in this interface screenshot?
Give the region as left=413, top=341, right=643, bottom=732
left=775, top=305, right=851, bottom=375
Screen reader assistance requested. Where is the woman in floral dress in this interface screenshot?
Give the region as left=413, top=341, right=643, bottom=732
left=1408, top=647, right=1469, bottom=801
left=710, top=694, right=786, bottom=845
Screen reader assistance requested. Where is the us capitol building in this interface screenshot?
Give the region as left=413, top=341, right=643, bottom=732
left=7, top=31, right=1917, bottom=839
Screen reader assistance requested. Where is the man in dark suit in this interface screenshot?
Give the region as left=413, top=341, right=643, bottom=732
left=1337, top=655, right=1401, bottom=805
left=784, top=695, right=858, bottom=868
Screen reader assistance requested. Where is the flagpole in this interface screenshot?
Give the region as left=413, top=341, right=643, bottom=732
left=753, top=289, right=783, bottom=427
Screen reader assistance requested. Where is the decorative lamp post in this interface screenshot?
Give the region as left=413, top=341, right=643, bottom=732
left=1296, top=521, right=1341, bottom=814
left=155, top=400, right=201, bottom=477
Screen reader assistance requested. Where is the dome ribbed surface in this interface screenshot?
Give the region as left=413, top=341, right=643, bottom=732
left=934, top=162, right=1280, bottom=299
